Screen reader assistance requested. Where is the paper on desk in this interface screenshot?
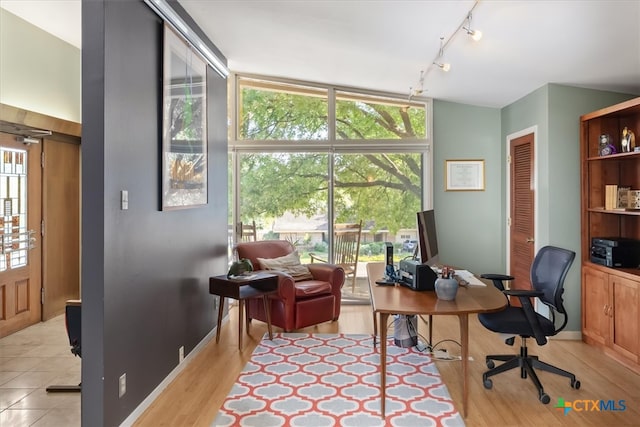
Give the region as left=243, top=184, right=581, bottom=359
left=454, top=270, right=486, bottom=286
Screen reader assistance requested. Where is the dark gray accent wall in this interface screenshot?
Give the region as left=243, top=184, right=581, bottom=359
left=82, top=1, right=228, bottom=425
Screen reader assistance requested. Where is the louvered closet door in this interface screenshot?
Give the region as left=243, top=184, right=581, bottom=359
left=510, top=133, right=535, bottom=294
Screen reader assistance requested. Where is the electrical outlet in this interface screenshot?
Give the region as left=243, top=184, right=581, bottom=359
left=119, top=373, right=126, bottom=398
left=179, top=346, right=185, bottom=363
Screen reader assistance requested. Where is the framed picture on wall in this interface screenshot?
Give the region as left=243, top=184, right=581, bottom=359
left=162, top=24, right=208, bottom=210
left=445, top=159, right=485, bottom=191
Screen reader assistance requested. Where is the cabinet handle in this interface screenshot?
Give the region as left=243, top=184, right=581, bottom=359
left=603, top=304, right=608, bottom=315
left=609, top=306, right=614, bottom=317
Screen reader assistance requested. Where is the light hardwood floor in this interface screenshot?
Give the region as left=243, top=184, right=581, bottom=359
left=134, top=303, right=639, bottom=426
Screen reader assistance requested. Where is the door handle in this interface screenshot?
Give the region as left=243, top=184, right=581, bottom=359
left=526, top=238, right=534, bottom=243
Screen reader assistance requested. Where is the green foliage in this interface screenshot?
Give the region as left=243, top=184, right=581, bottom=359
left=262, top=230, right=279, bottom=240
left=240, top=89, right=327, bottom=140
left=313, top=242, right=328, bottom=253
left=336, top=98, right=426, bottom=139
left=360, top=242, right=386, bottom=256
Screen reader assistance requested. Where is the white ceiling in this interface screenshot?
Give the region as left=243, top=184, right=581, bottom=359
left=2, top=0, right=639, bottom=108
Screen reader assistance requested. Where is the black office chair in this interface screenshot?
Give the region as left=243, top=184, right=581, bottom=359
left=478, top=246, right=580, bottom=404
left=46, top=300, right=81, bottom=393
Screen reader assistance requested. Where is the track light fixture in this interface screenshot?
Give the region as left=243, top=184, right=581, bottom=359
left=407, top=0, right=481, bottom=99
left=434, top=37, right=451, bottom=72
left=433, top=61, right=451, bottom=72
left=463, top=11, right=482, bottom=41
left=409, top=70, right=426, bottom=99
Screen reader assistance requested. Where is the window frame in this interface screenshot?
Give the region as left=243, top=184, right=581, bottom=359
left=228, top=73, right=434, bottom=250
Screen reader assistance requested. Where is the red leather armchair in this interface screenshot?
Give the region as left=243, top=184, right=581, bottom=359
left=236, top=240, right=345, bottom=332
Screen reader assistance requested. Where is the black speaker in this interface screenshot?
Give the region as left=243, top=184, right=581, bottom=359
left=385, top=242, right=393, bottom=266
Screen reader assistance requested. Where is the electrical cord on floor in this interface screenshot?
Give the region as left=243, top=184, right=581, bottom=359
left=385, top=315, right=470, bottom=361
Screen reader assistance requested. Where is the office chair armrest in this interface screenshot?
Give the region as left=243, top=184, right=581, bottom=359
left=506, top=289, right=548, bottom=346
left=480, top=273, right=514, bottom=291
left=503, top=289, right=544, bottom=298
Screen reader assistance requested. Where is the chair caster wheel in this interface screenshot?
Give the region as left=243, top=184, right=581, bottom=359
left=483, top=378, right=493, bottom=389
left=486, top=360, right=495, bottom=369
left=540, top=393, right=550, bottom=404
left=571, top=379, right=581, bottom=389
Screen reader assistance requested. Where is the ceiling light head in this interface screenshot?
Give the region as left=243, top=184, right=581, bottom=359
left=434, top=62, right=451, bottom=72
left=465, top=28, right=482, bottom=41
left=463, top=11, right=482, bottom=41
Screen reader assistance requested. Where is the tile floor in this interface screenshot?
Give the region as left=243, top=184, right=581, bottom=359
left=0, top=315, right=81, bottom=427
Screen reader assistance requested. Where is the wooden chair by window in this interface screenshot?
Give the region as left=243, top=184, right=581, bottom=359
left=310, top=221, right=362, bottom=293
left=240, top=221, right=257, bottom=242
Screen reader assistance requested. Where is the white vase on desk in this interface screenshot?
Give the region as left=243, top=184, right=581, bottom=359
left=435, top=277, right=459, bottom=300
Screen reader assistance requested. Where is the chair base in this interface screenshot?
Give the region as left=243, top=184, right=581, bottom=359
left=483, top=340, right=580, bottom=403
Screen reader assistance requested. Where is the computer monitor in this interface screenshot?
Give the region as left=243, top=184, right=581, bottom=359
left=416, top=209, right=439, bottom=265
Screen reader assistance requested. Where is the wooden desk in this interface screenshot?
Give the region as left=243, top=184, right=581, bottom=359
left=366, top=262, right=506, bottom=418
left=209, top=272, right=278, bottom=351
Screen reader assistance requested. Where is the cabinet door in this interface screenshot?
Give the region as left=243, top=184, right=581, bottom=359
left=610, top=274, right=639, bottom=362
left=582, top=266, right=609, bottom=345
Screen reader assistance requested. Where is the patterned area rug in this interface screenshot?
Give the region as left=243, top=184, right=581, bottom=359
left=213, top=333, right=464, bottom=426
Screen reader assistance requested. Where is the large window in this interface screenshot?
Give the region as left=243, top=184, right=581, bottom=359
left=230, top=76, right=432, bottom=299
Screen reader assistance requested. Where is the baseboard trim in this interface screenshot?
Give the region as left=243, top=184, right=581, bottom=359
left=551, top=330, right=582, bottom=340
left=119, top=315, right=228, bottom=427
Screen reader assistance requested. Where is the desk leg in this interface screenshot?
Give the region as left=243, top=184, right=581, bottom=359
left=379, top=312, right=389, bottom=418
left=428, top=314, right=433, bottom=349
left=245, top=303, right=251, bottom=334
left=459, top=313, right=469, bottom=418
left=216, top=296, right=225, bottom=344
left=263, top=295, right=273, bottom=340
left=238, top=299, right=244, bottom=351
left=373, top=309, right=378, bottom=348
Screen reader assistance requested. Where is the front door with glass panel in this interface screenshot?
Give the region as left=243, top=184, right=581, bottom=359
left=0, top=132, right=42, bottom=338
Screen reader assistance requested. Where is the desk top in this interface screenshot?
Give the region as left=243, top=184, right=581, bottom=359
left=366, top=262, right=507, bottom=316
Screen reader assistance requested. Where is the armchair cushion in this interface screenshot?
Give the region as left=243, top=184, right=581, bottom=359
left=293, top=280, right=333, bottom=298
left=257, top=250, right=313, bottom=281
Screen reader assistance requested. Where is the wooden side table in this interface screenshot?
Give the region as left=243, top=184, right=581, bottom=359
left=209, top=272, right=278, bottom=351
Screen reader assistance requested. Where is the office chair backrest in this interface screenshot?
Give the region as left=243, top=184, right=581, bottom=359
left=530, top=246, right=575, bottom=317
left=65, top=300, right=82, bottom=358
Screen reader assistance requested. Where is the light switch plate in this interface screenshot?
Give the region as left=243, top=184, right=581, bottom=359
left=121, top=190, right=128, bottom=210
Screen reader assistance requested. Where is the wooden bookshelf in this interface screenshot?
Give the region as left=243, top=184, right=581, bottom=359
left=581, top=97, right=640, bottom=373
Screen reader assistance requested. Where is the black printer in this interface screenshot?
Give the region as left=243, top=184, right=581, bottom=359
left=590, top=237, right=640, bottom=268
left=398, top=259, right=438, bottom=291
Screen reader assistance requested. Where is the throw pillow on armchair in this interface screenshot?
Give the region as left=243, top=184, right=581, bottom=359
left=257, top=251, right=313, bottom=281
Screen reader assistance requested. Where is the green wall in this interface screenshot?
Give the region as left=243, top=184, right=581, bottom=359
left=0, top=8, right=81, bottom=122
left=501, top=84, right=635, bottom=331
left=435, top=86, right=636, bottom=333
left=433, top=100, right=503, bottom=275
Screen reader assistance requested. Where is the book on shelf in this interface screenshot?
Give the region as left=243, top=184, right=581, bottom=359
left=605, top=185, right=617, bottom=210
left=618, top=186, right=631, bottom=209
